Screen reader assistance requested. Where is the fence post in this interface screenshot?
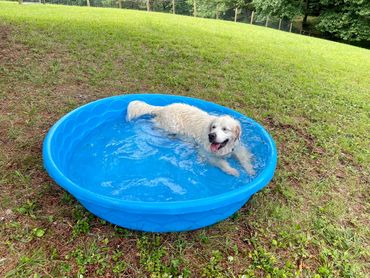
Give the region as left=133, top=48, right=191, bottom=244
left=250, top=11, right=254, bottom=24
left=265, top=16, right=269, bottom=27
left=234, top=7, right=238, bottom=22
left=278, top=18, right=282, bottom=30
left=172, top=0, right=175, bottom=14
left=289, top=22, right=293, bottom=32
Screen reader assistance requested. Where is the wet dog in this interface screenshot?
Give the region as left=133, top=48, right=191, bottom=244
left=127, top=101, right=254, bottom=176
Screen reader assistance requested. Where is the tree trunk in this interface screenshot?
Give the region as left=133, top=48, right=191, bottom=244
left=86, top=0, right=90, bottom=6
left=193, top=0, right=197, bottom=17
left=302, top=0, right=310, bottom=28
left=234, top=7, right=238, bottom=22
left=172, top=0, right=175, bottom=14
left=146, top=0, right=150, bottom=11
left=18, top=0, right=22, bottom=4
left=278, top=18, right=282, bottom=30
left=265, top=16, right=269, bottom=27
left=118, top=0, right=122, bottom=9
left=216, top=4, right=219, bottom=19
left=250, top=11, right=254, bottom=24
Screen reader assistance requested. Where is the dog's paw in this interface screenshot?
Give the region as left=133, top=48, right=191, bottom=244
left=228, top=168, right=240, bottom=177
left=246, top=167, right=256, bottom=176
left=242, top=164, right=255, bottom=176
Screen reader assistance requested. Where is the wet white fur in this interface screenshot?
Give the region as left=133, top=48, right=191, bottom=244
left=127, top=100, right=255, bottom=176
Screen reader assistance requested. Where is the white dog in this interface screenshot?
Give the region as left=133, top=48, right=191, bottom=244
left=127, top=101, right=255, bottom=177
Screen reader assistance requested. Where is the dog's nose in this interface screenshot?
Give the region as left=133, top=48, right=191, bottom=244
left=208, top=133, right=216, bottom=142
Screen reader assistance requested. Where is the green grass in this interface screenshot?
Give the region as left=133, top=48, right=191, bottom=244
left=0, top=1, right=369, bottom=277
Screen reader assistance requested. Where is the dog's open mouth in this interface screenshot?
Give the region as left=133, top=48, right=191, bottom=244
left=210, top=139, right=229, bottom=153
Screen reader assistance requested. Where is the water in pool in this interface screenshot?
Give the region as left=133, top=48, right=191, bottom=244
left=67, top=116, right=269, bottom=202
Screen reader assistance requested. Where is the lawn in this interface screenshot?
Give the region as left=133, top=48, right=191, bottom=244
left=0, top=1, right=369, bottom=277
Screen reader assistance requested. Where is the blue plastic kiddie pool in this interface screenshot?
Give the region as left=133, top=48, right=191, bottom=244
left=43, top=94, right=277, bottom=232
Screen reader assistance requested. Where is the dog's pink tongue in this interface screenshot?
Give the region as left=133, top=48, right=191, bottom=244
left=211, top=143, right=220, bottom=153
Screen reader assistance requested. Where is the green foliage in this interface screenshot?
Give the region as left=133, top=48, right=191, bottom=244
left=69, top=242, right=110, bottom=275
left=242, top=246, right=297, bottom=277
left=173, top=0, right=193, bottom=15
left=16, top=200, right=37, bottom=218
left=137, top=235, right=169, bottom=275
left=61, top=191, right=74, bottom=204
left=5, top=249, right=47, bottom=278
left=317, top=0, right=370, bottom=42
left=71, top=204, right=93, bottom=237
left=137, top=235, right=187, bottom=276
left=47, top=0, right=86, bottom=6
left=252, top=0, right=303, bottom=19
left=72, top=218, right=90, bottom=236
left=101, top=0, right=116, bottom=7
left=187, top=0, right=227, bottom=18
left=111, top=250, right=127, bottom=274
left=32, top=227, right=46, bottom=238
left=252, top=0, right=369, bottom=42
left=201, top=250, right=224, bottom=277
left=186, top=0, right=252, bottom=19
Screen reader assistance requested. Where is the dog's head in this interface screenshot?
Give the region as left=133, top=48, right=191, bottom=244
left=206, top=115, right=241, bottom=156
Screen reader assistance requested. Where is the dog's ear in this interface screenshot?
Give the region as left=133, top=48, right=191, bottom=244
left=208, top=120, right=214, bottom=132
left=234, top=123, right=241, bottom=141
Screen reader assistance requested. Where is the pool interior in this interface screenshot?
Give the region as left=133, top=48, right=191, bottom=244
left=64, top=113, right=270, bottom=202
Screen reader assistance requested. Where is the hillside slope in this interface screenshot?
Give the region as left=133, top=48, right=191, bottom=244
left=0, top=2, right=369, bottom=277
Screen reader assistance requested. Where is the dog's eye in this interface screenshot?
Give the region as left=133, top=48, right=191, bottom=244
left=222, top=127, right=227, bottom=131
left=212, top=125, right=216, bottom=129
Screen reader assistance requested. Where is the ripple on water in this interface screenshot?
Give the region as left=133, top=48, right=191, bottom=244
left=67, top=116, right=269, bottom=202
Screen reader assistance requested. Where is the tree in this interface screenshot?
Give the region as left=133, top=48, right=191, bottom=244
left=229, top=0, right=253, bottom=21
left=252, top=0, right=369, bottom=42
left=252, top=0, right=303, bottom=19
left=186, top=0, right=226, bottom=18
left=316, top=0, right=370, bottom=42
left=187, top=0, right=251, bottom=19
left=175, top=0, right=193, bottom=15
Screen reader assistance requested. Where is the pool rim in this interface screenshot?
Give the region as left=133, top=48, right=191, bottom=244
left=43, top=94, right=277, bottom=214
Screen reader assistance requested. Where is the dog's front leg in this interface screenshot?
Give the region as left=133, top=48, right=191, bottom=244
left=208, top=156, right=239, bottom=177
left=233, top=144, right=255, bottom=175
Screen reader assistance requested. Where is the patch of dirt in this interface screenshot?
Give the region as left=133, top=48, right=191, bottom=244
left=264, top=115, right=324, bottom=156
left=0, top=24, right=22, bottom=63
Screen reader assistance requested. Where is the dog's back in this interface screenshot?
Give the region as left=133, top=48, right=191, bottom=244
left=127, top=101, right=211, bottom=140
left=127, top=101, right=207, bottom=121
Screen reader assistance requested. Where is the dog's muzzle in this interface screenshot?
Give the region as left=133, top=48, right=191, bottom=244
left=209, top=137, right=229, bottom=153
